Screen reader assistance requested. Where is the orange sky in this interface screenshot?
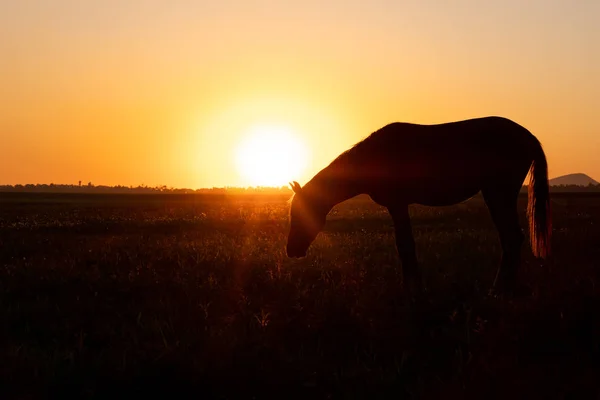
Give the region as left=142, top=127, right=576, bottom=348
left=1, top=1, right=599, bottom=188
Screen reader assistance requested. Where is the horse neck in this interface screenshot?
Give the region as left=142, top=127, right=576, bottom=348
left=306, top=164, right=364, bottom=211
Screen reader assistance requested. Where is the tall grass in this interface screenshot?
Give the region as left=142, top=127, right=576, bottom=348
left=1, top=193, right=599, bottom=398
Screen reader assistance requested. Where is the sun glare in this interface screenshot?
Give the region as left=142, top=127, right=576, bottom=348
left=235, top=125, right=309, bottom=187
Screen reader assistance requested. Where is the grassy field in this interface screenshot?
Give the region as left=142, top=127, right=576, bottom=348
left=1, top=192, right=599, bottom=399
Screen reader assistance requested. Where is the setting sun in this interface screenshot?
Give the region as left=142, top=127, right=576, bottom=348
left=234, top=125, right=310, bottom=187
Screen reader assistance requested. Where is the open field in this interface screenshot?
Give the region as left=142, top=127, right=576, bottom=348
left=1, top=192, right=599, bottom=399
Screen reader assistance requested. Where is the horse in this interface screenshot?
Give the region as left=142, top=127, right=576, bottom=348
left=286, top=116, right=551, bottom=295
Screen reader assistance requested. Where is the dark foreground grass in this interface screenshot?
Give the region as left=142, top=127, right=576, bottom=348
left=1, top=192, right=599, bottom=399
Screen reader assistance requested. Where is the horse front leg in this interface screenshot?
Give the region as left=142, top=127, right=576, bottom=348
left=388, top=205, right=423, bottom=297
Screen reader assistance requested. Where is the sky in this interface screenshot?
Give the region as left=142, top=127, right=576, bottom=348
left=1, top=0, right=599, bottom=188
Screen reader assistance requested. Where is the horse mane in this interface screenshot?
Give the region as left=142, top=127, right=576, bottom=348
left=288, top=123, right=401, bottom=207
left=317, top=125, right=391, bottom=177
left=329, top=133, right=373, bottom=165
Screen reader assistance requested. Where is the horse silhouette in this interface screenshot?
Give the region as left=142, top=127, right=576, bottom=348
left=287, top=116, right=551, bottom=295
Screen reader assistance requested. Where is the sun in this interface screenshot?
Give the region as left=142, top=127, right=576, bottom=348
left=235, top=125, right=309, bottom=187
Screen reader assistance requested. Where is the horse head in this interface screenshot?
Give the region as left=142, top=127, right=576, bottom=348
left=286, top=181, right=327, bottom=258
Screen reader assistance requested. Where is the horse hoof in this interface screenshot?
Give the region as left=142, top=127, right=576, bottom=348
left=489, top=283, right=531, bottom=299
left=403, top=280, right=426, bottom=304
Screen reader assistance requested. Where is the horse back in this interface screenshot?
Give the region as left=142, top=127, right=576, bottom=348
left=354, top=117, right=536, bottom=205
left=366, top=116, right=534, bottom=166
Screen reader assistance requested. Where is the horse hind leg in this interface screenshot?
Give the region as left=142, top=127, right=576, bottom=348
left=482, top=185, right=525, bottom=296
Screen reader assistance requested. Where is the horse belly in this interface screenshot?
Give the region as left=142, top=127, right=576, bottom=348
left=399, top=164, right=483, bottom=206
left=412, top=182, right=481, bottom=206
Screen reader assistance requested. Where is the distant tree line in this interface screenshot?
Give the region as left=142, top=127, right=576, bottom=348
left=1, top=183, right=599, bottom=194
left=0, top=183, right=293, bottom=195
left=520, top=184, right=600, bottom=193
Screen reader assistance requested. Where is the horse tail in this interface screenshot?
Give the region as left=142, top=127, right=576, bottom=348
left=527, top=137, right=551, bottom=258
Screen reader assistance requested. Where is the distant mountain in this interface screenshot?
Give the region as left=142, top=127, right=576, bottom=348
left=549, top=173, right=599, bottom=186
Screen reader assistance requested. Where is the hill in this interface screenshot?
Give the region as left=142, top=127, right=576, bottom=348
left=549, top=173, right=599, bottom=186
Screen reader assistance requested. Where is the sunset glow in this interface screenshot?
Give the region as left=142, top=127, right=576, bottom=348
left=1, top=2, right=599, bottom=188
left=235, top=126, right=309, bottom=187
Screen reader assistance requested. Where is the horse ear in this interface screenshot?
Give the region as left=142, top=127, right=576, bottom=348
left=291, top=181, right=302, bottom=193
